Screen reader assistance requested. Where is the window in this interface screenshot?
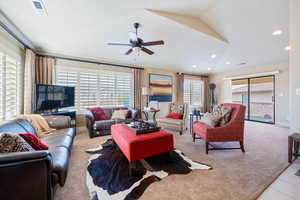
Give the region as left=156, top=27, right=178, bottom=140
left=184, top=79, right=203, bottom=106
left=56, top=65, right=133, bottom=109
left=0, top=52, right=23, bottom=120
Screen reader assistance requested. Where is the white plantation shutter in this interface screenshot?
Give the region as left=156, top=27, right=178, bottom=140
left=184, top=79, right=203, bottom=106
left=0, top=51, right=23, bottom=120
left=56, top=64, right=133, bottom=109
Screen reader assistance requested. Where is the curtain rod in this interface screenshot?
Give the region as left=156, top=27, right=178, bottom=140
left=39, top=54, right=144, bottom=70
left=177, top=72, right=209, bottom=78
left=0, top=20, right=144, bottom=70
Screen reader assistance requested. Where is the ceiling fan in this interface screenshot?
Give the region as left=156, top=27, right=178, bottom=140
left=107, top=23, right=165, bottom=55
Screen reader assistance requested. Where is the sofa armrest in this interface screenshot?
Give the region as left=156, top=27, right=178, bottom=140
left=43, top=115, right=71, bottom=129
left=0, top=151, right=53, bottom=200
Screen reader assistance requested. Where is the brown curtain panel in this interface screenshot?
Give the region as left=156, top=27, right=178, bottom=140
left=176, top=73, right=184, bottom=104
left=24, top=49, right=36, bottom=114
left=133, top=68, right=143, bottom=112
left=35, top=56, right=56, bottom=84
left=201, top=76, right=210, bottom=112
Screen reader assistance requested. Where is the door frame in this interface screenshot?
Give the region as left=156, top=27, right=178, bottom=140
left=232, top=75, right=275, bottom=124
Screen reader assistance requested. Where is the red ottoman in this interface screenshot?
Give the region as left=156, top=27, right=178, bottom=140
left=111, top=124, right=174, bottom=162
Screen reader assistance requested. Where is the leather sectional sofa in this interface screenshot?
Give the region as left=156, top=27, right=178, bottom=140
left=84, top=106, right=139, bottom=138
left=0, top=115, right=75, bottom=200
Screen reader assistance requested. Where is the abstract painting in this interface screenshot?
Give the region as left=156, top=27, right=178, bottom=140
left=149, top=74, right=172, bottom=102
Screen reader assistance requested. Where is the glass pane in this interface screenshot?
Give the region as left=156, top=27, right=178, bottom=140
left=249, top=76, right=274, bottom=123
left=232, top=79, right=249, bottom=119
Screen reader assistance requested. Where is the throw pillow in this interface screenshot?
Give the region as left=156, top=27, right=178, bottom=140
left=0, top=133, right=34, bottom=153
left=88, top=107, right=106, bottom=121
left=111, top=110, right=129, bottom=120
left=18, top=133, right=48, bottom=150
left=170, top=103, right=185, bottom=115
left=166, top=112, right=183, bottom=119
left=116, top=108, right=132, bottom=118
left=220, top=106, right=232, bottom=126
left=200, top=112, right=222, bottom=127
left=213, top=105, right=232, bottom=126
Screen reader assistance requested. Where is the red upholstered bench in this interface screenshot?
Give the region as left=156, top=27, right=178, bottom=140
left=111, top=124, right=174, bottom=163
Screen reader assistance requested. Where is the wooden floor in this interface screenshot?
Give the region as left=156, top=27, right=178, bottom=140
left=258, top=159, right=300, bottom=200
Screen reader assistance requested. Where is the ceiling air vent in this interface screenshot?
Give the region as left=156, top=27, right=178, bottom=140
left=31, top=0, right=47, bottom=16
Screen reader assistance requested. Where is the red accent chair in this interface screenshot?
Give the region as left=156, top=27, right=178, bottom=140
left=192, top=103, right=246, bottom=154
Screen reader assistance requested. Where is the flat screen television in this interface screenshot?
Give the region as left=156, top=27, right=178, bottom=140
left=36, top=84, right=75, bottom=111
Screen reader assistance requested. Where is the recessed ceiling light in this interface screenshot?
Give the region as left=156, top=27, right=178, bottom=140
left=192, top=65, right=197, bottom=68
left=207, top=67, right=212, bottom=71
left=211, top=54, right=216, bottom=59
left=272, top=30, right=283, bottom=36
left=226, top=61, right=231, bottom=65
left=284, top=45, right=291, bottom=51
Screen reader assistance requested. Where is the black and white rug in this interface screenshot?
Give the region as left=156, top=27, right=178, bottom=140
left=86, top=139, right=211, bottom=200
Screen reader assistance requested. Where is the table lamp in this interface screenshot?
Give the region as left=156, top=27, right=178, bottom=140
left=142, top=87, right=151, bottom=109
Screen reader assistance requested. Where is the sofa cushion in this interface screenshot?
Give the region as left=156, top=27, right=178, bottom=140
left=19, top=133, right=49, bottom=150
left=0, top=119, right=35, bottom=135
left=94, top=120, right=115, bottom=130
left=213, top=105, right=233, bottom=126
left=0, top=133, right=35, bottom=153
left=157, top=117, right=183, bottom=126
left=41, top=130, right=73, bottom=150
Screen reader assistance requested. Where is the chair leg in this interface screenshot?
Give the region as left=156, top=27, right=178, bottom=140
left=240, top=141, right=245, bottom=152
left=179, top=131, right=182, bottom=135
left=193, top=133, right=195, bottom=142
left=205, top=142, right=209, bottom=154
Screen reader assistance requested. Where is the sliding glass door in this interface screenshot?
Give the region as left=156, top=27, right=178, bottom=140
left=232, top=76, right=275, bottom=124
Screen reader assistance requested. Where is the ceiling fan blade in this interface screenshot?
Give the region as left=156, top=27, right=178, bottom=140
left=125, top=49, right=133, bottom=55
left=141, top=47, right=154, bottom=55
left=107, top=43, right=131, bottom=46
left=128, top=32, right=138, bottom=42
left=143, top=40, right=165, bottom=46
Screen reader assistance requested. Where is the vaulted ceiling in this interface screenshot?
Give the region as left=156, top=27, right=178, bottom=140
left=0, top=0, right=289, bottom=74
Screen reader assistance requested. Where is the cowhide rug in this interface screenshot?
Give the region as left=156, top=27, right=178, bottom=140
left=86, top=139, right=211, bottom=200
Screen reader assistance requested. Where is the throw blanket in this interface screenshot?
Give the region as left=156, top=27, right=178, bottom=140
left=18, top=114, right=56, bottom=137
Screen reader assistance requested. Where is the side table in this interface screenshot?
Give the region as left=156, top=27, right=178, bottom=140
left=288, top=133, right=300, bottom=163
left=142, top=109, right=160, bottom=125
left=189, top=113, right=204, bottom=134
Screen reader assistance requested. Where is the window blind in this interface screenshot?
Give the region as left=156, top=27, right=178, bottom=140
left=184, top=79, right=203, bottom=106
left=56, top=65, right=133, bottom=109
left=0, top=51, right=23, bottom=120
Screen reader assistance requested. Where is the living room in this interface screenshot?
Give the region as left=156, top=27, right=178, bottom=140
left=0, top=0, right=299, bottom=200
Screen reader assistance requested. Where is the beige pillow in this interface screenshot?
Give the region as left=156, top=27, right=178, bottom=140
left=200, top=112, right=222, bottom=127
left=111, top=110, right=129, bottom=120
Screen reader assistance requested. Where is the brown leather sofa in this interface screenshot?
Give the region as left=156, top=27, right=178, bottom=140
left=84, top=107, right=139, bottom=138
left=0, top=115, right=75, bottom=200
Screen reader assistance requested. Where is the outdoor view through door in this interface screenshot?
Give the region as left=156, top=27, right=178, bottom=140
left=232, top=76, right=275, bottom=124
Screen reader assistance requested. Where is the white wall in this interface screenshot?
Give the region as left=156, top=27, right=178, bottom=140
left=290, top=0, right=300, bottom=133
left=210, top=63, right=289, bottom=126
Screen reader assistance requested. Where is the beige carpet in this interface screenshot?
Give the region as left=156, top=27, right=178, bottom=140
left=55, top=121, right=290, bottom=200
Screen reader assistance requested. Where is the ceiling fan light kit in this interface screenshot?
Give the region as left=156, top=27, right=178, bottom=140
left=107, top=23, right=165, bottom=55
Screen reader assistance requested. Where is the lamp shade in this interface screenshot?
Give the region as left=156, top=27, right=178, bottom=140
left=142, top=87, right=151, bottom=96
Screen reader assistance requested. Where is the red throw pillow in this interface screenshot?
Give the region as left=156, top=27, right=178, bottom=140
left=166, top=112, right=183, bottom=119
left=88, top=107, right=106, bottom=121
left=18, top=133, right=48, bottom=150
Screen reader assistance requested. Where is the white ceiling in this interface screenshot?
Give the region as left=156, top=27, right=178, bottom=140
left=0, top=0, right=289, bottom=74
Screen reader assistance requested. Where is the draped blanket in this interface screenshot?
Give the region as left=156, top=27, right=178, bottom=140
left=86, top=139, right=211, bottom=200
